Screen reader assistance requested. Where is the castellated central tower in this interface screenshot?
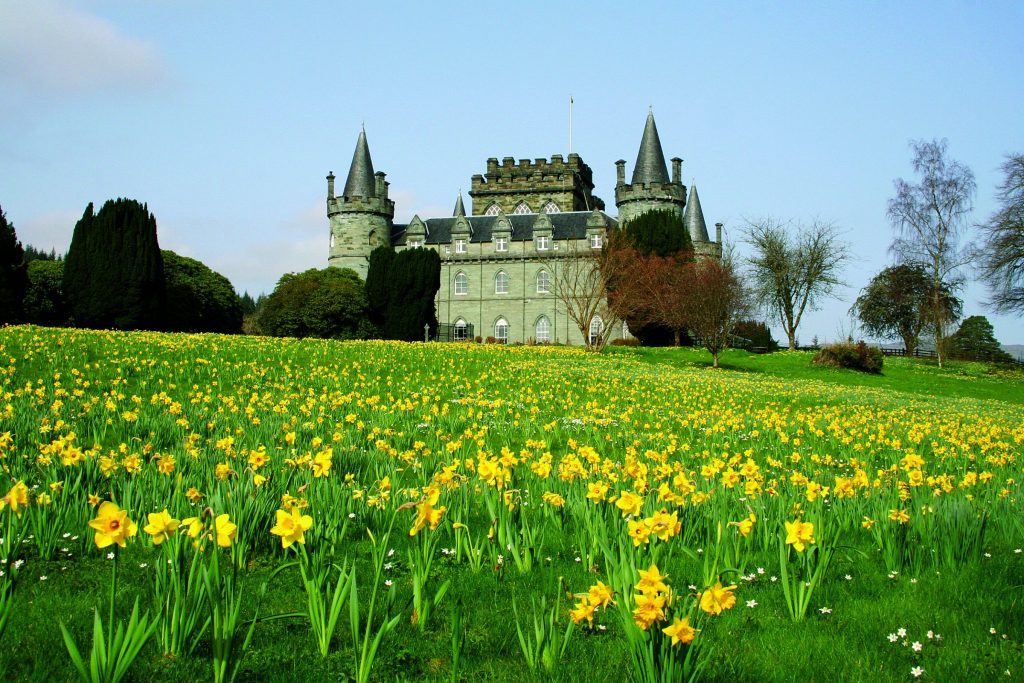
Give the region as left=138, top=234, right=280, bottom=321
left=327, top=129, right=394, bottom=279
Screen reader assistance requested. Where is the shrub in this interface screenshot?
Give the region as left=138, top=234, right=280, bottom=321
left=812, top=340, right=883, bottom=374
left=610, top=337, right=642, bottom=347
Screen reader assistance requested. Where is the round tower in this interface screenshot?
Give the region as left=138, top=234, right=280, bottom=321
left=328, top=129, right=394, bottom=279
left=614, top=112, right=687, bottom=227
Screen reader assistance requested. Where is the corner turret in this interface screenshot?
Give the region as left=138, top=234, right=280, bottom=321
left=328, top=128, right=395, bottom=278
left=615, top=111, right=687, bottom=227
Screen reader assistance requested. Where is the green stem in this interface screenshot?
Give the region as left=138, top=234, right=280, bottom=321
left=109, top=546, right=118, bottom=641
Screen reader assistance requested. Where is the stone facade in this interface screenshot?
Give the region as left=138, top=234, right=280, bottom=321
left=326, top=113, right=723, bottom=344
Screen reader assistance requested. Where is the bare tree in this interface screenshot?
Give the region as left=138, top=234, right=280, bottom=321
left=744, top=218, right=849, bottom=351
left=542, top=240, right=628, bottom=351
left=888, top=139, right=975, bottom=367
left=979, top=153, right=1024, bottom=315
left=683, top=258, right=752, bottom=367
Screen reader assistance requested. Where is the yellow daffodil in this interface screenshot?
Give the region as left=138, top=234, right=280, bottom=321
left=214, top=513, right=236, bottom=547
left=662, top=615, right=697, bottom=646
left=143, top=509, right=180, bottom=545
left=785, top=518, right=815, bottom=552
left=269, top=507, right=313, bottom=548
left=2, top=480, right=29, bottom=517
left=88, top=501, right=138, bottom=549
left=699, top=580, right=737, bottom=616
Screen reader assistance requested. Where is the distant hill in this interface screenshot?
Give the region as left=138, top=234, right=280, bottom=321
left=1003, top=345, right=1024, bottom=361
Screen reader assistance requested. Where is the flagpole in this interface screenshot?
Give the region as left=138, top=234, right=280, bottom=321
left=569, top=95, right=573, bottom=156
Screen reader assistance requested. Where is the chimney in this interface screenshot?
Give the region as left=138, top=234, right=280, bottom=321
left=327, top=172, right=335, bottom=200
left=715, top=222, right=723, bottom=243
left=375, top=172, right=386, bottom=198
left=671, top=158, right=682, bottom=184
left=615, top=160, right=626, bottom=185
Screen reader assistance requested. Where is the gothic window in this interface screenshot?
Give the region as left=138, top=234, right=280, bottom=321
left=536, top=270, right=550, bottom=294
left=330, top=233, right=335, bottom=248
left=485, top=203, right=501, bottom=216
left=454, top=319, right=468, bottom=341
left=454, top=272, right=468, bottom=296
left=495, top=318, right=509, bottom=344
left=512, top=202, right=531, bottom=215
left=536, top=235, right=550, bottom=251
left=543, top=202, right=560, bottom=214
left=590, top=233, right=603, bottom=249
left=589, top=315, right=604, bottom=346
left=495, top=271, right=509, bottom=294
left=455, top=239, right=467, bottom=253
left=535, top=317, right=551, bottom=344
left=495, top=236, right=508, bottom=252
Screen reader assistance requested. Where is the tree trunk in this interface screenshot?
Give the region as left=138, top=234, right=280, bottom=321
left=673, top=329, right=681, bottom=347
left=787, top=330, right=797, bottom=351
left=712, top=350, right=719, bottom=368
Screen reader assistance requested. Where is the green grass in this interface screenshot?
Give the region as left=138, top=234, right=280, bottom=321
left=613, top=345, right=1024, bottom=405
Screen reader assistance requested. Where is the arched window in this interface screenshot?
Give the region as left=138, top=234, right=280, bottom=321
left=494, top=271, right=509, bottom=294
left=543, top=202, right=560, bottom=214
left=535, top=317, right=551, bottom=343
left=588, top=315, right=604, bottom=346
left=536, top=270, right=551, bottom=294
left=485, top=203, right=501, bottom=216
left=330, top=233, right=335, bottom=248
left=454, top=319, right=468, bottom=341
left=454, top=272, right=468, bottom=296
left=512, top=202, right=531, bottom=215
left=495, top=318, right=509, bottom=344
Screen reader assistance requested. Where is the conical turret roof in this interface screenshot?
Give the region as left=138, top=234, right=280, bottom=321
left=343, top=129, right=376, bottom=198
left=453, top=192, right=466, bottom=217
left=631, top=111, right=670, bottom=185
left=684, top=184, right=710, bottom=243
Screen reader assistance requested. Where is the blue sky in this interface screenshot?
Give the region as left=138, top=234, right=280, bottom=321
left=2, top=1, right=1022, bottom=346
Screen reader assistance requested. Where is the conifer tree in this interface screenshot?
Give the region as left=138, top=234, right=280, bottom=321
left=0, top=205, right=27, bottom=324
left=383, top=247, right=440, bottom=341
left=63, top=199, right=166, bottom=330
left=622, top=209, right=692, bottom=257
left=365, top=246, right=395, bottom=331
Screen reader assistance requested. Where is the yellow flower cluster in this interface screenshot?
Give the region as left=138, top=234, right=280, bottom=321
left=632, top=564, right=672, bottom=630
left=626, top=508, right=681, bottom=547
left=570, top=581, right=615, bottom=627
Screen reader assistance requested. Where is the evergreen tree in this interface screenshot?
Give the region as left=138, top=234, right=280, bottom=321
left=733, top=319, right=779, bottom=351
left=23, top=260, right=70, bottom=327
left=622, top=209, right=692, bottom=257
left=947, top=315, right=1013, bottom=363
left=63, top=199, right=166, bottom=330
left=0, top=205, right=27, bottom=324
left=384, top=248, right=440, bottom=342
left=239, top=291, right=258, bottom=316
left=23, top=245, right=61, bottom=262
left=365, top=245, right=395, bottom=331
left=162, top=250, right=243, bottom=333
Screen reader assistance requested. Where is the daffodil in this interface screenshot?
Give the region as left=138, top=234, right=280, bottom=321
left=214, top=513, right=236, bottom=548
left=785, top=518, right=815, bottom=552
left=699, top=580, right=737, bottom=616
left=269, top=507, right=313, bottom=548
left=2, top=480, right=29, bottom=517
left=662, top=615, right=697, bottom=646
left=143, top=509, right=180, bottom=545
left=88, top=501, right=138, bottom=549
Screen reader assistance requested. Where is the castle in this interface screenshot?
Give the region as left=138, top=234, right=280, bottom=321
left=326, top=112, right=722, bottom=345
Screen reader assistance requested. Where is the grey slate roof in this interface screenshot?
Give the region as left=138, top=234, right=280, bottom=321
left=391, top=210, right=617, bottom=246
left=684, top=184, right=710, bottom=242
left=631, top=112, right=670, bottom=185
left=342, top=130, right=376, bottom=198
left=453, top=193, right=466, bottom=217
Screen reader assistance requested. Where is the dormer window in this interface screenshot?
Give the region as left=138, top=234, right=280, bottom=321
left=455, top=239, right=467, bottom=253
left=590, top=234, right=603, bottom=249
left=408, top=239, right=422, bottom=248
left=536, top=235, right=550, bottom=251
left=495, top=236, right=508, bottom=252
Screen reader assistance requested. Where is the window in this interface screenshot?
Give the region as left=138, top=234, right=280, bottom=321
left=536, top=235, right=550, bottom=251
left=330, top=233, right=335, bottom=248
left=495, top=271, right=509, bottom=294
left=495, top=236, right=508, bottom=252
left=588, top=315, right=604, bottom=346
left=536, top=270, right=550, bottom=294
left=454, top=272, right=468, bottom=295
left=495, top=318, right=509, bottom=344
left=408, top=239, right=422, bottom=248
left=543, top=202, right=560, bottom=214
left=512, top=202, right=531, bottom=215
left=485, top=203, right=501, bottom=216
left=590, top=233, right=603, bottom=249
left=535, top=317, right=551, bottom=343
left=455, top=239, right=467, bottom=253
left=454, top=319, right=468, bottom=341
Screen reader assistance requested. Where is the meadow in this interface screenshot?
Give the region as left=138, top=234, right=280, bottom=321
left=0, top=325, right=1022, bottom=682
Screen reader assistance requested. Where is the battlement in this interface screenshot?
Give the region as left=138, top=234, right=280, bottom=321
left=469, top=152, right=601, bottom=215
left=327, top=194, right=395, bottom=219
left=614, top=181, right=687, bottom=204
